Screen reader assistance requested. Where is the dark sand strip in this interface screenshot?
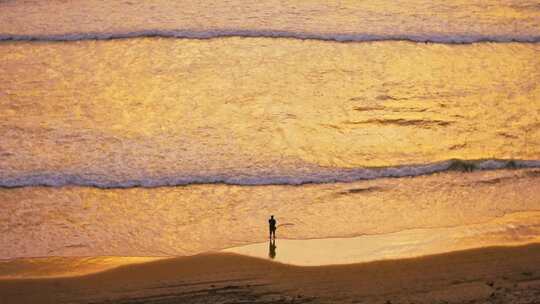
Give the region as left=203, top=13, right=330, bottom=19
left=1, top=244, right=540, bottom=303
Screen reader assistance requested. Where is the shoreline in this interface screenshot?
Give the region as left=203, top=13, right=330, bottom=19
left=1, top=244, right=540, bottom=303
left=3, top=210, right=539, bottom=279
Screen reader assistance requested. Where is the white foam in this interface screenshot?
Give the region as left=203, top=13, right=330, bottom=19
left=1, top=159, right=538, bottom=188
left=1, top=31, right=539, bottom=44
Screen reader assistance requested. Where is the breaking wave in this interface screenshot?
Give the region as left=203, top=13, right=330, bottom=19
left=1, top=159, right=539, bottom=188
left=1, top=30, right=540, bottom=44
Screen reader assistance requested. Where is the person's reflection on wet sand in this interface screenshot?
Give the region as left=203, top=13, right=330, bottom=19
left=269, top=238, right=276, bottom=259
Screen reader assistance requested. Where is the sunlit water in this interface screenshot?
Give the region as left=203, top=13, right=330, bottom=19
left=0, top=1, right=539, bottom=275
left=1, top=169, right=539, bottom=260
left=1, top=39, right=539, bottom=186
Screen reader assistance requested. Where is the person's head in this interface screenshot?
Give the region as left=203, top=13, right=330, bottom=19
left=270, top=215, right=274, bottom=219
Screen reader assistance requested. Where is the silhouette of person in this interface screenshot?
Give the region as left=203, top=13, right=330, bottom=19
left=269, top=215, right=277, bottom=240
left=269, top=238, right=277, bottom=259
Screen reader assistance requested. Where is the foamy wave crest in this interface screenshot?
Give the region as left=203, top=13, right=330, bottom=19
left=1, top=30, right=540, bottom=44
left=1, top=159, right=539, bottom=188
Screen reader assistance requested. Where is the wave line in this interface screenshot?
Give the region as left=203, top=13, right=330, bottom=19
left=1, top=30, right=540, bottom=44
left=1, top=159, right=539, bottom=188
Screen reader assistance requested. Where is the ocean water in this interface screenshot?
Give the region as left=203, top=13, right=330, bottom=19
left=1, top=39, right=539, bottom=187
left=0, top=1, right=539, bottom=266
left=1, top=0, right=539, bottom=42
left=1, top=169, right=540, bottom=259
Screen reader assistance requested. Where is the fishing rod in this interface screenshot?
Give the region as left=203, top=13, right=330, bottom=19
left=276, top=223, right=295, bottom=229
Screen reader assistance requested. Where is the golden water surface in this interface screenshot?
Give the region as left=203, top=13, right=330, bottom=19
left=1, top=39, right=539, bottom=184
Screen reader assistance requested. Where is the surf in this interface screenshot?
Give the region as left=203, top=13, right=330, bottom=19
left=1, top=159, right=539, bottom=188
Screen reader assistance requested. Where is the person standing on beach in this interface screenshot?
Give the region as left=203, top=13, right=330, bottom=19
left=269, top=215, right=277, bottom=240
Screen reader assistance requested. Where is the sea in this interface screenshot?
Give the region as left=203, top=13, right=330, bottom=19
left=0, top=0, right=539, bottom=267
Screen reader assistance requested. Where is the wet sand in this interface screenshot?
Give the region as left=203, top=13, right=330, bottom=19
left=225, top=212, right=540, bottom=266
left=1, top=244, right=539, bottom=304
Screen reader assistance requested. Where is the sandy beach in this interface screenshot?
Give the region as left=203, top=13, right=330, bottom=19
left=1, top=243, right=539, bottom=304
